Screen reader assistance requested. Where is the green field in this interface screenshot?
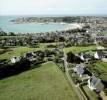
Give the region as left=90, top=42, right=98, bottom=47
left=0, top=44, right=97, bottom=60
left=64, top=45, right=96, bottom=54
left=0, top=62, right=79, bottom=100
left=0, top=36, right=26, bottom=39
left=82, top=86, right=98, bottom=100
left=0, top=46, right=40, bottom=60
left=92, top=61, right=107, bottom=81
left=103, top=31, right=107, bottom=35
left=0, top=44, right=107, bottom=100
left=0, top=43, right=57, bottom=60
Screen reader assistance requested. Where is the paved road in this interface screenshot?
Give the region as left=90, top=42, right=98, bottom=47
left=63, top=51, right=87, bottom=100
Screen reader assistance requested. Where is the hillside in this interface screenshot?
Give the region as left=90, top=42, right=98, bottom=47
left=0, top=62, right=79, bottom=100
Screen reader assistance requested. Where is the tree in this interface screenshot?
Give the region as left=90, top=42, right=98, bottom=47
left=0, top=30, right=7, bottom=36
left=9, top=32, right=16, bottom=36
left=67, top=52, right=83, bottom=64
left=0, top=58, right=31, bottom=79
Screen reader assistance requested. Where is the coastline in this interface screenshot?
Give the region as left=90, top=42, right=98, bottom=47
left=65, top=23, right=84, bottom=30
left=13, top=21, right=83, bottom=32
left=1, top=16, right=83, bottom=33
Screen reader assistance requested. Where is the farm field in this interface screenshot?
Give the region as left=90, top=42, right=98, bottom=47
left=88, top=61, right=107, bottom=81
left=0, top=43, right=57, bottom=60
left=103, top=31, right=107, bottom=35
left=64, top=45, right=96, bottom=54
left=82, top=85, right=98, bottom=100
left=0, top=44, right=97, bottom=60
left=0, top=46, right=39, bottom=60
left=0, top=62, right=79, bottom=100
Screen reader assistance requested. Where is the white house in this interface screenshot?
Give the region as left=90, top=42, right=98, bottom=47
left=11, top=56, right=21, bottom=63
left=94, top=51, right=105, bottom=60
left=80, top=53, right=85, bottom=61
left=88, top=76, right=104, bottom=92
left=97, top=46, right=105, bottom=50
left=81, top=74, right=90, bottom=81
left=80, top=53, right=92, bottom=62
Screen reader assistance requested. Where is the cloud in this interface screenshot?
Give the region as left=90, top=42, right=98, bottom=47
left=0, top=0, right=107, bottom=15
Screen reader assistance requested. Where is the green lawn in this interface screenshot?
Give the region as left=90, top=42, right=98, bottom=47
left=94, top=61, right=107, bottom=81
left=0, top=36, right=26, bottom=39
left=0, top=46, right=41, bottom=60
left=103, top=31, right=107, bottom=35
left=0, top=43, right=56, bottom=60
left=82, top=85, right=98, bottom=100
left=64, top=45, right=96, bottom=54
left=88, top=61, right=107, bottom=81
left=0, top=44, right=97, bottom=60
left=0, top=48, right=4, bottom=51
left=0, top=62, right=79, bottom=100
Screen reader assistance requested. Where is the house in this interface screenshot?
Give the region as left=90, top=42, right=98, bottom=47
left=25, top=52, right=37, bottom=61
left=81, top=74, right=90, bottom=81
left=97, top=46, right=105, bottom=50
left=52, top=48, right=63, bottom=57
left=88, top=76, right=104, bottom=92
left=25, top=51, right=45, bottom=62
left=73, top=64, right=85, bottom=77
left=80, top=53, right=85, bottom=61
left=80, top=53, right=92, bottom=63
left=11, top=56, right=21, bottom=63
left=94, top=50, right=107, bottom=62
left=94, top=51, right=105, bottom=60
left=31, top=51, right=37, bottom=57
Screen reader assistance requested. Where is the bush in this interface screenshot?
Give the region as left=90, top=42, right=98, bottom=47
left=47, top=44, right=57, bottom=48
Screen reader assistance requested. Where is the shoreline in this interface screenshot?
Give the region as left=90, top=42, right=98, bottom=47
left=1, top=21, right=85, bottom=34
left=65, top=23, right=85, bottom=30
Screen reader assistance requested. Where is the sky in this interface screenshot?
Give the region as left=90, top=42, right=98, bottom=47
left=0, top=0, right=107, bottom=16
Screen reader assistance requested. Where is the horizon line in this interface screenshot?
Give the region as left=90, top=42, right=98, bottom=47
left=0, top=14, right=107, bottom=17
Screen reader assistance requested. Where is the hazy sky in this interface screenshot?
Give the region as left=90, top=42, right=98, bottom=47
left=0, top=0, right=107, bottom=15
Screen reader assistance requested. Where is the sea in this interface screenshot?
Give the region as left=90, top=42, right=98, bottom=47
left=0, top=16, right=67, bottom=34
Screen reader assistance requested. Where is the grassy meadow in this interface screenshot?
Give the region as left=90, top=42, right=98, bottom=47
left=0, top=44, right=107, bottom=100
left=82, top=85, right=98, bottom=100
left=0, top=43, right=57, bottom=60
left=0, top=46, right=39, bottom=60
left=64, top=45, right=96, bottom=54
left=0, top=62, right=79, bottom=100
left=88, top=61, right=107, bottom=81
left=103, top=31, right=107, bottom=35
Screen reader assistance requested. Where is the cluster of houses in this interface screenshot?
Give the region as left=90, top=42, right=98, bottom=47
left=7, top=45, right=107, bottom=99
left=10, top=51, right=43, bottom=64
left=79, top=46, right=107, bottom=63
left=1, top=23, right=107, bottom=47
left=65, top=36, right=94, bottom=46
left=94, top=47, right=107, bottom=62
left=73, top=63, right=104, bottom=92
left=69, top=46, right=107, bottom=97
left=79, top=52, right=93, bottom=63
left=0, top=37, right=38, bottom=46
left=10, top=48, right=63, bottom=64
